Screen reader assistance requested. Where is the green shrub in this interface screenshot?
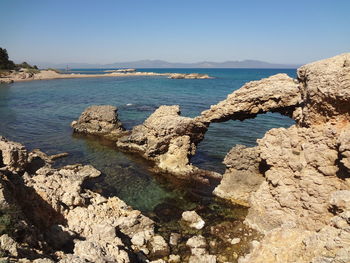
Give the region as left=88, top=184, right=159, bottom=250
left=46, top=68, right=61, bottom=73
left=0, top=48, right=15, bottom=70
left=26, top=68, right=40, bottom=74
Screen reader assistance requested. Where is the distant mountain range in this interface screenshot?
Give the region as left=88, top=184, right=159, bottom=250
left=38, top=59, right=299, bottom=69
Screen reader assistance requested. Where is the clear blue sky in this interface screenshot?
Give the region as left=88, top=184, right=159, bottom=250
left=1, top=0, right=349, bottom=65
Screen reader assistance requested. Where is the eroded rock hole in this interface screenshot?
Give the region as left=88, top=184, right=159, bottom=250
left=192, top=112, right=294, bottom=173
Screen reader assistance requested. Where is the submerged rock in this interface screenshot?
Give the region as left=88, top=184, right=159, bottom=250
left=186, top=235, right=217, bottom=263
left=182, top=210, right=205, bottom=230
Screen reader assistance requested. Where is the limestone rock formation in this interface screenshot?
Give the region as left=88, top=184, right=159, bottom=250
left=0, top=136, right=28, bottom=172
left=296, top=53, right=350, bottom=126
left=198, top=73, right=301, bottom=123
left=117, top=105, right=220, bottom=182
left=0, top=137, right=169, bottom=262
left=201, top=53, right=350, bottom=262
left=71, top=105, right=127, bottom=140
left=213, top=145, right=264, bottom=206
left=72, top=104, right=220, bottom=182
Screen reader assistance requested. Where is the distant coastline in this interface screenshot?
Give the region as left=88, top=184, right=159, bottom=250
left=0, top=69, right=212, bottom=83
left=37, top=59, right=300, bottom=69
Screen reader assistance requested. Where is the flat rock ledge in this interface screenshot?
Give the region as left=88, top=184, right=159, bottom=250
left=0, top=136, right=171, bottom=262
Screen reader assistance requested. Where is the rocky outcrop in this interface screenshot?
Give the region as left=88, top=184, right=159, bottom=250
left=169, top=73, right=212, bottom=79
left=72, top=104, right=220, bottom=182
left=71, top=105, right=127, bottom=140
left=296, top=53, right=350, bottom=126
left=202, top=53, right=350, bottom=262
left=213, top=145, right=264, bottom=207
left=0, top=137, right=170, bottom=262
left=116, top=105, right=215, bottom=179
left=197, top=73, right=301, bottom=123
left=67, top=53, right=349, bottom=262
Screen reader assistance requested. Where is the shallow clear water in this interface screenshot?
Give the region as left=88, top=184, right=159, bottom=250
left=0, top=68, right=295, bottom=211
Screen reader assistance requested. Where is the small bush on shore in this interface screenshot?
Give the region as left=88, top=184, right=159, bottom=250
left=46, top=68, right=61, bottom=73
left=1, top=47, right=40, bottom=72
left=26, top=68, right=40, bottom=74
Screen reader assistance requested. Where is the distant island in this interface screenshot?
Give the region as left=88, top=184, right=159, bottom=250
left=38, top=59, right=299, bottom=69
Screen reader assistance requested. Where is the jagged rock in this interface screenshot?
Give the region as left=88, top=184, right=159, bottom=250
left=198, top=73, right=301, bottom=123
left=169, top=233, right=181, bottom=246
left=25, top=164, right=101, bottom=218
left=72, top=239, right=130, bottom=263
left=339, top=128, right=350, bottom=173
left=168, top=254, right=181, bottom=263
left=244, top=124, right=349, bottom=233
left=148, top=235, right=170, bottom=259
left=189, top=254, right=217, bottom=263
left=0, top=136, right=28, bottom=172
left=0, top=234, right=18, bottom=257
left=71, top=105, right=127, bottom=140
left=240, top=209, right=350, bottom=263
left=0, top=137, right=167, bottom=263
left=196, top=53, right=350, bottom=263
left=182, top=211, right=205, bottom=229
left=117, top=105, right=220, bottom=181
left=186, top=235, right=207, bottom=255
left=330, top=190, right=350, bottom=212
left=117, top=105, right=207, bottom=158
left=296, top=53, right=350, bottom=126
left=213, top=145, right=264, bottom=206
left=186, top=235, right=216, bottom=263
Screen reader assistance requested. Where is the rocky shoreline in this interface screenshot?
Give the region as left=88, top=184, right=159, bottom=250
left=0, top=69, right=212, bottom=84
left=71, top=53, right=350, bottom=262
left=1, top=137, right=239, bottom=262
left=0, top=53, right=349, bottom=262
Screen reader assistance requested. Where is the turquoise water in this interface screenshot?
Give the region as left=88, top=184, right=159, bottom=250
left=0, top=68, right=295, bottom=213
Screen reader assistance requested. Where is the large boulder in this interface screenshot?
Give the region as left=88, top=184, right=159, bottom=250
left=117, top=105, right=220, bottom=181
left=296, top=53, right=350, bottom=126
left=213, top=145, right=264, bottom=207
left=71, top=105, right=127, bottom=140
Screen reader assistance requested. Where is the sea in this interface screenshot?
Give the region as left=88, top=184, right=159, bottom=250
left=0, top=69, right=295, bottom=251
